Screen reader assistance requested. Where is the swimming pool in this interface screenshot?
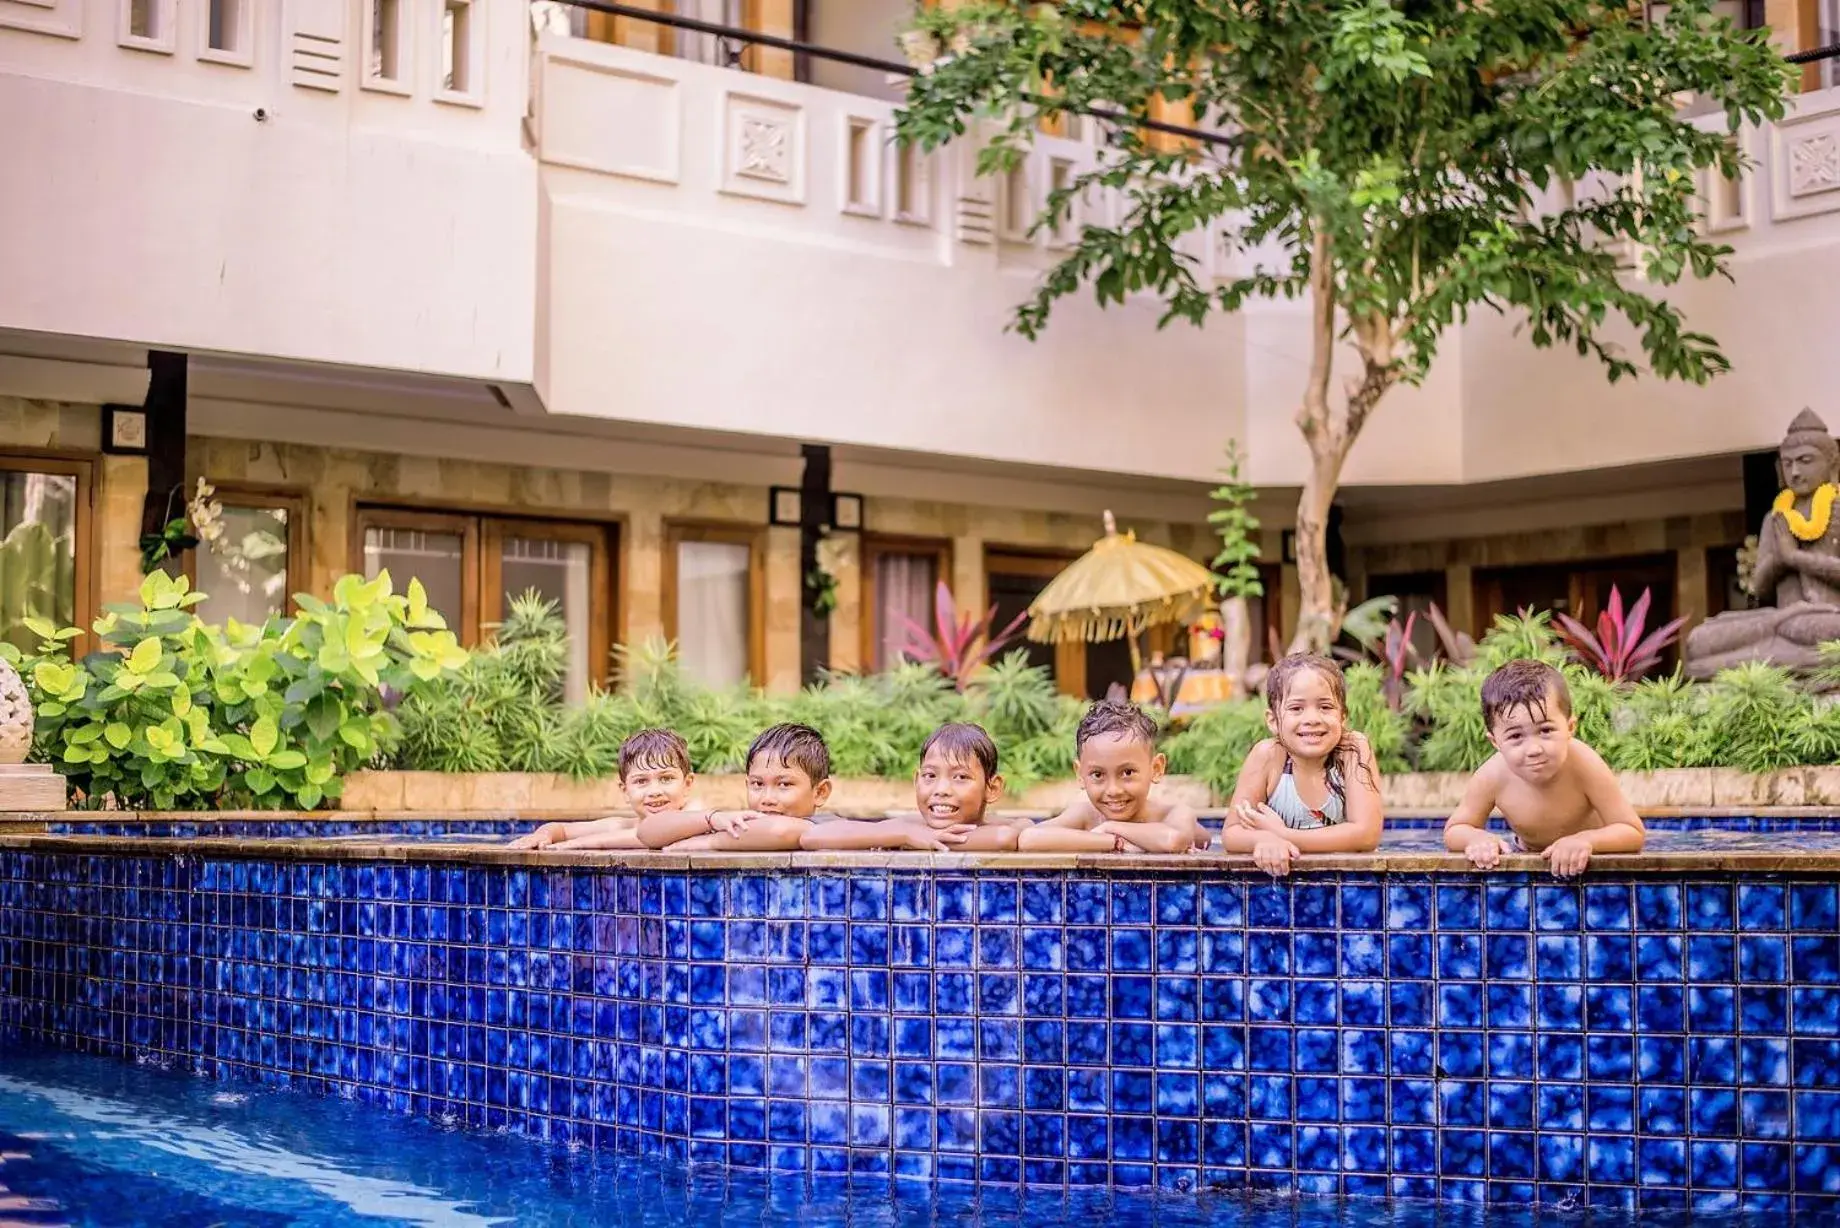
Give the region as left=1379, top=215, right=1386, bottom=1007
left=0, top=1047, right=1816, bottom=1227
left=2, top=818, right=1838, bottom=1214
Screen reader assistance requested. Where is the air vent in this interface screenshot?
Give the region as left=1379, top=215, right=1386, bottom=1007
left=286, top=0, right=346, bottom=92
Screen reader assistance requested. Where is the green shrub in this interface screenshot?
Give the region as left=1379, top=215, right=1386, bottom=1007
left=11, top=569, right=467, bottom=809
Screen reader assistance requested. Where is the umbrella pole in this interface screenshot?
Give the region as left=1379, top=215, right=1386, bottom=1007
left=1127, top=619, right=1143, bottom=676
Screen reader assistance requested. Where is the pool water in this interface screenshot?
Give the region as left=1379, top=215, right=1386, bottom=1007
left=0, top=1050, right=1820, bottom=1228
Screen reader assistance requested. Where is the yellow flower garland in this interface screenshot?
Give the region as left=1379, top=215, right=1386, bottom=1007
left=1774, top=483, right=1839, bottom=542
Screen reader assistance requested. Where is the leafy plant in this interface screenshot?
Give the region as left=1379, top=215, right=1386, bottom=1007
left=897, top=0, right=1789, bottom=653
left=1208, top=440, right=1263, bottom=602
left=1555, top=586, right=1686, bottom=682
left=891, top=580, right=1029, bottom=692
left=1425, top=603, right=1477, bottom=666
left=12, top=569, right=466, bottom=809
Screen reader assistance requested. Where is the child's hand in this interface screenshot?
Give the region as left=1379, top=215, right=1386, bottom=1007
left=707, top=811, right=756, bottom=838
left=1463, top=833, right=1506, bottom=870
left=1233, top=802, right=1289, bottom=833
left=1251, top=834, right=1298, bottom=877
left=509, top=822, right=567, bottom=850
left=906, top=823, right=974, bottom=852
left=1542, top=833, right=1594, bottom=877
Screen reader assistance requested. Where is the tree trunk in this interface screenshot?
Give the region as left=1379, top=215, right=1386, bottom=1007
left=1287, top=437, right=1348, bottom=654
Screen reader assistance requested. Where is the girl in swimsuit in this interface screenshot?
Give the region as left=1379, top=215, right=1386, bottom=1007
left=1221, top=653, right=1386, bottom=876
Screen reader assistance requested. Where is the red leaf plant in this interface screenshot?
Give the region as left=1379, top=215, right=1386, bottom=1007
left=891, top=580, right=1029, bottom=691
left=1554, top=585, right=1686, bottom=683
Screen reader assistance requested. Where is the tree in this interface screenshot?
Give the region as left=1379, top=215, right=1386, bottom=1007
left=895, top=0, right=1790, bottom=651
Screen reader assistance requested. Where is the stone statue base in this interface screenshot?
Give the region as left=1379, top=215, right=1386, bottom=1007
left=0, top=763, right=68, bottom=811
left=1682, top=603, right=1840, bottom=689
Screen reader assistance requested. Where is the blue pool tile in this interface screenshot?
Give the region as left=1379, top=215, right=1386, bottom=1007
left=1533, top=885, right=1580, bottom=931
left=1387, top=882, right=1431, bottom=930
left=1743, top=986, right=1790, bottom=1035
left=1693, top=1141, right=1741, bottom=1189
left=1637, top=935, right=1684, bottom=981
left=1792, top=884, right=1839, bottom=932
left=1535, top=936, right=1581, bottom=982
left=1637, top=882, right=1684, bottom=929
left=1692, top=1087, right=1741, bottom=1137
left=1689, top=884, right=1736, bottom=931
left=1201, top=882, right=1244, bottom=927
left=1436, top=884, right=1483, bottom=931
left=1795, top=935, right=1840, bottom=984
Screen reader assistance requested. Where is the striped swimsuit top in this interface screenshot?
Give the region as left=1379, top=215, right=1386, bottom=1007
left=1266, top=755, right=1347, bottom=831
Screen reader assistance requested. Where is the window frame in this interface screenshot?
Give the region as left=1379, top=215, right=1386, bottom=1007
left=0, top=450, right=96, bottom=654
left=184, top=483, right=310, bottom=620
left=352, top=504, right=620, bottom=689
left=983, top=546, right=1085, bottom=697
left=353, top=506, right=483, bottom=642
left=662, top=520, right=766, bottom=687
left=860, top=533, right=952, bottom=674
left=481, top=517, right=616, bottom=688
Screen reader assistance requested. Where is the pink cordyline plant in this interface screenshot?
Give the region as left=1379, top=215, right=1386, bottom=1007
left=1554, top=585, right=1686, bottom=683
left=891, top=581, right=1029, bottom=691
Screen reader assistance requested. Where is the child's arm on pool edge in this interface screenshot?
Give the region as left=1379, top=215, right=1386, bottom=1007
left=1541, top=745, right=1646, bottom=875
left=1443, top=762, right=1505, bottom=867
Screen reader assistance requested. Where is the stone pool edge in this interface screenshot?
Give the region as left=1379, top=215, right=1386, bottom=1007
left=2, top=832, right=1836, bottom=874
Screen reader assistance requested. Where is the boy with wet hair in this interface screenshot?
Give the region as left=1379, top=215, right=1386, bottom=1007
left=802, top=721, right=1028, bottom=852
left=638, top=722, right=829, bottom=851
left=1019, top=699, right=1207, bottom=854
left=509, top=728, right=696, bottom=850
left=1444, top=659, right=1645, bottom=876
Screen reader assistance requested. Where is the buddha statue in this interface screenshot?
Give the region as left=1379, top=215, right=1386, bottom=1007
left=1683, top=409, right=1840, bottom=680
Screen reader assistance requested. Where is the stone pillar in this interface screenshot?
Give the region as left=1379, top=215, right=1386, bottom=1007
left=1676, top=545, right=1709, bottom=628
left=951, top=535, right=985, bottom=613
left=97, top=455, right=148, bottom=606
left=1445, top=563, right=1476, bottom=640
left=764, top=526, right=802, bottom=692
left=750, top=0, right=796, bottom=79
left=1764, top=0, right=1822, bottom=91
left=624, top=509, right=667, bottom=649
left=828, top=533, right=863, bottom=675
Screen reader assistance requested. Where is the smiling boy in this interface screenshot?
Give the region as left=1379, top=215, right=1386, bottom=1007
left=637, top=723, right=828, bottom=852
left=801, top=722, right=1026, bottom=852
left=1443, top=659, right=1645, bottom=876
left=509, top=728, right=695, bottom=850
left=1018, top=700, right=1206, bottom=854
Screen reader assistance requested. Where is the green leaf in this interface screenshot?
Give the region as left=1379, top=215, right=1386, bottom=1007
left=294, top=783, right=324, bottom=811
left=267, top=749, right=307, bottom=770
left=126, top=637, right=162, bottom=675
left=103, top=723, right=132, bottom=750
left=245, top=767, right=276, bottom=796
left=249, top=715, right=279, bottom=759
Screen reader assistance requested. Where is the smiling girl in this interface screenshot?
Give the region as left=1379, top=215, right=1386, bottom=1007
left=1222, top=654, right=1385, bottom=876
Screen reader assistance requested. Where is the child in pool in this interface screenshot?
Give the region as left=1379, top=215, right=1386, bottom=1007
left=801, top=722, right=1029, bottom=852
left=508, top=728, right=699, bottom=850
left=1018, top=700, right=1207, bottom=854
left=636, top=722, right=829, bottom=852
left=1222, top=653, right=1384, bottom=876
left=1443, top=659, right=1644, bottom=877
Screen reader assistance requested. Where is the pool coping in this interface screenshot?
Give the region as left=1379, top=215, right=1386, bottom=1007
left=3, top=830, right=1838, bottom=874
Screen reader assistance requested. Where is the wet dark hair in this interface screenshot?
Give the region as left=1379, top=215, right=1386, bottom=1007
left=746, top=722, right=832, bottom=783
left=1264, top=652, right=1378, bottom=792
left=920, top=722, right=999, bottom=781
left=618, top=728, right=692, bottom=780
left=1264, top=653, right=1347, bottom=714
left=1075, top=699, right=1159, bottom=756
left=1481, top=659, right=1572, bottom=731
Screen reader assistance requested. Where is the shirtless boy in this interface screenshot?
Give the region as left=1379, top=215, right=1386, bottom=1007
left=637, top=722, right=826, bottom=852
left=509, top=728, right=694, bottom=851
left=1018, top=700, right=1207, bottom=854
left=802, top=722, right=1027, bottom=852
left=1443, top=659, right=1645, bottom=876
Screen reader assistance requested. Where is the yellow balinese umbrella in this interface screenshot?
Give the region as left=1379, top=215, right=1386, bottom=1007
left=1026, top=511, right=1215, bottom=672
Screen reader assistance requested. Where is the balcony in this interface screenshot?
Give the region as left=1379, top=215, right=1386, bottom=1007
left=4, top=2, right=1840, bottom=489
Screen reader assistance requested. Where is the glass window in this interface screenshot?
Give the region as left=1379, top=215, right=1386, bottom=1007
left=363, top=524, right=467, bottom=630
left=870, top=548, right=941, bottom=672
left=497, top=534, right=594, bottom=704
left=194, top=502, right=294, bottom=627
left=672, top=534, right=754, bottom=689
left=0, top=464, right=82, bottom=653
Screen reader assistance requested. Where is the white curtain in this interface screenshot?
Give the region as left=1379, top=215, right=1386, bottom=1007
left=677, top=540, right=751, bottom=688
left=874, top=552, right=938, bottom=671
